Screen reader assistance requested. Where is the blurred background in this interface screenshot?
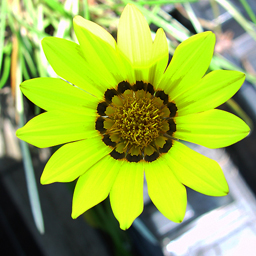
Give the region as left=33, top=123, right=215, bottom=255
left=1, top=0, right=256, bottom=255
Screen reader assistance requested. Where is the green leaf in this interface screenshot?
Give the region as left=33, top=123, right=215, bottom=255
left=0, top=0, right=8, bottom=73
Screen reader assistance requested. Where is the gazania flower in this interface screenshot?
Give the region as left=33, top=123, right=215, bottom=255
left=16, top=4, right=250, bottom=230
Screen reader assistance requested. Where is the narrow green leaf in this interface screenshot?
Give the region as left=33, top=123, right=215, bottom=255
left=21, top=55, right=31, bottom=80
left=239, top=0, right=256, bottom=24
left=0, top=54, right=11, bottom=89
left=83, top=0, right=90, bottom=20
left=23, top=0, right=36, bottom=21
left=0, top=0, right=8, bottom=72
left=21, top=46, right=37, bottom=77
left=183, top=2, right=203, bottom=33
left=42, top=0, right=72, bottom=18
left=137, top=0, right=199, bottom=5
left=215, top=0, right=256, bottom=41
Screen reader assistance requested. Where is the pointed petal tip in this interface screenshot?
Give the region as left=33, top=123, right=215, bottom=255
left=40, top=167, right=59, bottom=185
left=192, top=31, right=215, bottom=45
left=20, top=80, right=27, bottom=89
left=204, top=30, right=216, bottom=42
left=119, top=221, right=132, bottom=230
left=16, top=128, right=35, bottom=146
left=41, top=36, right=61, bottom=53
left=41, top=36, right=49, bottom=47
left=170, top=213, right=185, bottom=224
left=71, top=211, right=79, bottom=219
left=246, top=126, right=251, bottom=135
left=41, top=37, right=53, bottom=54
left=203, top=30, right=214, bottom=37
left=40, top=177, right=47, bottom=185
left=71, top=204, right=84, bottom=219
left=73, top=15, right=82, bottom=23
left=40, top=174, right=52, bottom=185
left=156, top=27, right=164, bottom=35
left=238, top=71, right=246, bottom=79
left=239, top=120, right=251, bottom=139
left=216, top=188, right=229, bottom=197
left=224, top=182, right=229, bottom=195
left=177, top=211, right=186, bottom=223
left=122, top=3, right=142, bottom=19
left=126, top=3, right=136, bottom=8
left=16, top=128, right=22, bottom=138
left=217, top=181, right=229, bottom=196
left=210, top=179, right=229, bottom=197
left=73, top=15, right=88, bottom=28
left=228, top=70, right=246, bottom=82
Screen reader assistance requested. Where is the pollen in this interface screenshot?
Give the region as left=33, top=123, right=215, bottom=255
left=96, top=81, right=177, bottom=162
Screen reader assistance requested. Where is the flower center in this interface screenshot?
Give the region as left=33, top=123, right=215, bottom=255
left=96, top=81, right=177, bottom=163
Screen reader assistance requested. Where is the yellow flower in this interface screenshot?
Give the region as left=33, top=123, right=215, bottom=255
left=16, top=4, right=250, bottom=230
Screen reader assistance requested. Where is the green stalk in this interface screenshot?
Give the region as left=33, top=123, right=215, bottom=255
left=137, top=0, right=199, bottom=5
left=215, top=0, right=256, bottom=41
left=0, top=0, right=8, bottom=73
left=183, top=2, right=203, bottom=33
left=0, top=54, right=11, bottom=89
left=42, top=0, right=72, bottom=18
left=84, top=0, right=90, bottom=20
left=239, top=0, right=256, bottom=24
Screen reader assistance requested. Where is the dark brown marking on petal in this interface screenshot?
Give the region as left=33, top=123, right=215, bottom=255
left=117, top=81, right=131, bottom=94
left=133, top=81, right=145, bottom=91
left=145, top=151, right=160, bottom=162
left=126, top=154, right=143, bottom=163
left=146, top=83, right=155, bottom=95
left=105, top=89, right=118, bottom=103
left=110, top=149, right=125, bottom=159
left=103, top=134, right=116, bottom=147
left=167, top=119, right=176, bottom=135
left=95, top=117, right=106, bottom=133
left=167, top=102, right=178, bottom=117
left=155, top=90, right=169, bottom=104
left=97, top=102, right=108, bottom=116
left=159, top=139, right=173, bottom=153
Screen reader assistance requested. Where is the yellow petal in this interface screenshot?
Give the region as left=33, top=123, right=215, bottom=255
left=176, top=70, right=245, bottom=116
left=73, top=16, right=126, bottom=87
left=117, top=4, right=152, bottom=80
left=41, top=137, right=111, bottom=184
left=72, top=155, right=120, bottom=218
left=174, top=109, right=250, bottom=148
left=163, top=141, right=229, bottom=196
left=149, top=28, right=169, bottom=86
left=158, top=31, right=215, bottom=98
left=73, top=16, right=116, bottom=48
left=110, top=161, right=144, bottom=230
left=144, top=158, right=187, bottom=222
left=41, top=37, right=104, bottom=98
left=20, top=77, right=98, bottom=113
left=16, top=111, right=97, bottom=148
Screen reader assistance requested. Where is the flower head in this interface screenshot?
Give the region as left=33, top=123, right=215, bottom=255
left=16, top=4, right=250, bottom=230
